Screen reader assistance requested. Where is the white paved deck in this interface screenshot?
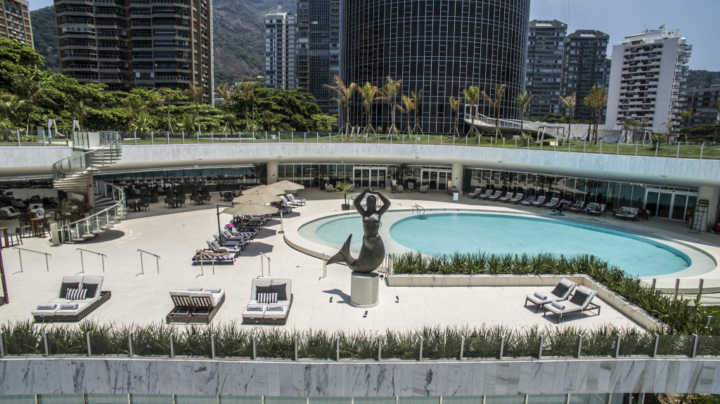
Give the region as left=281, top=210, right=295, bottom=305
left=2, top=191, right=719, bottom=331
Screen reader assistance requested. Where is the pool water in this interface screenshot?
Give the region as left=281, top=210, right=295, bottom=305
left=310, top=212, right=690, bottom=278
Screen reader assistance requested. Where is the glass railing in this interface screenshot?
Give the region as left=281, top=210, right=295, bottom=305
left=60, top=182, right=125, bottom=243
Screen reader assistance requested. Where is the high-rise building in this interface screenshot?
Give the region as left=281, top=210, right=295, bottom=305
left=55, top=0, right=214, bottom=104
left=264, top=12, right=297, bottom=90
left=343, top=0, right=530, bottom=134
left=526, top=20, right=566, bottom=119
left=0, top=0, right=33, bottom=48
left=296, top=0, right=341, bottom=115
left=605, top=27, right=692, bottom=134
left=684, top=84, right=720, bottom=126
left=562, top=30, right=609, bottom=122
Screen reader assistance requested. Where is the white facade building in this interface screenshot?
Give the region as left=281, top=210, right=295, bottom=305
left=264, top=12, right=297, bottom=90
left=606, top=27, right=691, bottom=135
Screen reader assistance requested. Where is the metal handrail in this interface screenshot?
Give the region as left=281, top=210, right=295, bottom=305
left=60, top=181, right=125, bottom=243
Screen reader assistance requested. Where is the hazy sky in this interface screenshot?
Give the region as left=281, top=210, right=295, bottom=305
left=28, top=0, right=719, bottom=70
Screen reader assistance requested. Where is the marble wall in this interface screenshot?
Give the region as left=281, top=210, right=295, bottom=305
left=1, top=357, right=720, bottom=396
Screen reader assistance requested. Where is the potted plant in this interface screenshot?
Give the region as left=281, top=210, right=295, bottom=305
left=335, top=181, right=354, bottom=210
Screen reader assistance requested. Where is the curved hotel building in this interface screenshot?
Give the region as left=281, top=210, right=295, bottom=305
left=342, top=0, right=530, bottom=133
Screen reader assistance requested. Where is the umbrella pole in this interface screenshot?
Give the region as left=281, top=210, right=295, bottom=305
left=280, top=209, right=284, bottom=233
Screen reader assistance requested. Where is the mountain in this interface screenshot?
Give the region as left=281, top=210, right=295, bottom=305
left=30, top=6, right=59, bottom=71
left=29, top=0, right=294, bottom=83
left=686, top=70, right=720, bottom=89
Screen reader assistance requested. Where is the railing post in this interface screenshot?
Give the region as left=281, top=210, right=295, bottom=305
left=43, top=331, right=49, bottom=356
left=700, top=142, right=704, bottom=160
left=86, top=332, right=92, bottom=356
left=293, top=336, right=298, bottom=361
left=652, top=334, right=660, bottom=357
left=498, top=335, right=504, bottom=359
left=169, top=333, right=174, bottom=358
left=691, top=334, right=699, bottom=358
left=537, top=336, right=543, bottom=359
left=418, top=336, right=424, bottom=361
left=677, top=142, right=681, bottom=158
left=698, top=279, right=704, bottom=304
left=210, top=333, right=215, bottom=359
left=635, top=143, right=638, bottom=156
left=651, top=278, right=657, bottom=294
left=459, top=336, right=465, bottom=360
left=614, top=334, right=621, bottom=358
left=674, top=278, right=680, bottom=300
left=655, top=142, right=659, bottom=156
left=576, top=335, right=582, bottom=358
left=17, top=248, right=23, bottom=272
left=252, top=335, right=257, bottom=360
left=377, top=339, right=382, bottom=361
left=79, top=249, right=85, bottom=273
left=599, top=141, right=603, bottom=153
left=128, top=332, right=134, bottom=357
left=616, top=141, right=620, bottom=155
left=336, top=338, right=340, bottom=361
left=583, top=139, right=586, bottom=153
left=0, top=332, right=5, bottom=357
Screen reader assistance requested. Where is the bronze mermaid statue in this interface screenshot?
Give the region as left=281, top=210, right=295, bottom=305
left=326, top=189, right=391, bottom=273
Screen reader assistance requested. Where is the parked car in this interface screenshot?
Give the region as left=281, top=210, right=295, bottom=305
left=0, top=206, right=21, bottom=219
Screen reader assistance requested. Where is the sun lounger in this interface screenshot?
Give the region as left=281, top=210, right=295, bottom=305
left=544, top=197, right=560, bottom=208
left=524, top=279, right=576, bottom=312
left=207, top=239, right=242, bottom=256
left=520, top=195, right=536, bottom=206
left=487, top=190, right=503, bottom=200
left=192, top=249, right=236, bottom=265
left=286, top=194, right=306, bottom=206
left=242, top=278, right=293, bottom=325
left=281, top=195, right=302, bottom=207
left=467, top=188, right=483, bottom=198
left=532, top=195, right=547, bottom=206
left=585, top=203, right=606, bottom=216
left=614, top=206, right=639, bottom=220
left=510, top=193, right=524, bottom=203
left=167, top=288, right=225, bottom=324
left=558, top=199, right=572, bottom=209
left=569, top=200, right=585, bottom=211
left=478, top=188, right=494, bottom=199
left=543, top=286, right=600, bottom=322
left=499, top=192, right=514, bottom=202
left=32, top=275, right=111, bottom=322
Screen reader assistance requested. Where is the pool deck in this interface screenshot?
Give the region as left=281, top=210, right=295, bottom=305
left=2, top=191, right=719, bottom=331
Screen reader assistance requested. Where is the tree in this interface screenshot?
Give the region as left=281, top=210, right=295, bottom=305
left=678, top=109, right=697, bottom=143
left=622, top=118, right=642, bottom=143
left=238, top=81, right=257, bottom=130
left=559, top=93, right=576, bottom=145
left=480, top=83, right=507, bottom=142
left=583, top=86, right=608, bottom=144
left=448, top=96, right=462, bottom=136
left=515, top=92, right=534, bottom=136
left=411, top=90, right=423, bottom=133
left=157, top=88, right=183, bottom=134
left=463, top=86, right=480, bottom=136
left=359, top=82, right=380, bottom=134
left=324, top=75, right=357, bottom=136
left=381, top=76, right=402, bottom=135
left=335, top=181, right=354, bottom=209
left=400, top=94, right=415, bottom=135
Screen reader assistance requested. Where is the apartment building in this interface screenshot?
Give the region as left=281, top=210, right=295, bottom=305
left=562, top=30, right=610, bottom=122
left=526, top=20, right=567, bottom=118
left=0, top=0, right=33, bottom=47
left=264, top=11, right=296, bottom=90
left=605, top=27, right=692, bottom=134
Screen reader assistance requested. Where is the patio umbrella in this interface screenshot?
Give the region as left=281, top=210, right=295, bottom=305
left=223, top=200, right=277, bottom=216
left=266, top=180, right=305, bottom=194
left=232, top=186, right=282, bottom=205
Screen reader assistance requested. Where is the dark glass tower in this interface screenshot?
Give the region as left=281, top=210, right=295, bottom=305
left=342, top=0, right=530, bottom=133
left=526, top=20, right=567, bottom=118
left=562, top=30, right=609, bottom=121
left=296, top=0, right=341, bottom=115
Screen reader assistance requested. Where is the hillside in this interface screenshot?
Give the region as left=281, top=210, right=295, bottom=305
left=29, top=0, right=294, bottom=83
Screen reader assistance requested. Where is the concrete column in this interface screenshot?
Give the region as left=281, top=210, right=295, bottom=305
left=698, top=186, right=719, bottom=231
left=451, top=163, right=463, bottom=194
left=266, top=160, right=279, bottom=185
left=86, top=174, right=95, bottom=208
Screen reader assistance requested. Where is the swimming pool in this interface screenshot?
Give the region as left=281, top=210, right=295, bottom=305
left=302, top=212, right=692, bottom=278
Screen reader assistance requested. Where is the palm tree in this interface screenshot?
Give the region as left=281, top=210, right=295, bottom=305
left=411, top=90, right=423, bottom=133
left=12, top=71, right=46, bottom=135
left=480, top=83, right=507, bottom=143
left=583, top=85, right=608, bottom=144
left=0, top=92, right=24, bottom=129
left=401, top=94, right=415, bottom=135
left=239, top=81, right=257, bottom=130
left=559, top=93, right=576, bottom=145
left=381, top=76, right=402, bottom=135
left=463, top=86, right=480, bottom=136
left=360, top=82, right=380, bottom=134
left=324, top=75, right=357, bottom=136
left=516, top=92, right=534, bottom=136
left=184, top=84, right=204, bottom=135
left=448, top=96, right=462, bottom=136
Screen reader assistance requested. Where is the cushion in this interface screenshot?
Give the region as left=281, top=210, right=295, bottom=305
left=205, top=288, right=222, bottom=294
left=66, top=288, right=87, bottom=300
left=82, top=284, right=98, bottom=299
left=266, top=303, right=284, bottom=312
left=60, top=282, right=80, bottom=298
left=551, top=302, right=566, bottom=310
left=257, top=285, right=287, bottom=301
left=258, top=292, right=278, bottom=304
left=36, top=304, right=57, bottom=311
left=551, top=282, right=571, bottom=298
left=571, top=290, right=590, bottom=306
left=533, top=292, right=547, bottom=300
left=246, top=303, right=264, bottom=312
left=59, top=303, right=79, bottom=310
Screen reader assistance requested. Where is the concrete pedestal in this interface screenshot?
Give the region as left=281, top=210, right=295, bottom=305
left=350, top=272, right=379, bottom=308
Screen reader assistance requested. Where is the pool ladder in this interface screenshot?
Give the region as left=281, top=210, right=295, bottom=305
left=413, top=203, right=426, bottom=217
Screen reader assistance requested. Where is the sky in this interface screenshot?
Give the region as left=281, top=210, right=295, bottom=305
left=27, top=0, right=719, bottom=70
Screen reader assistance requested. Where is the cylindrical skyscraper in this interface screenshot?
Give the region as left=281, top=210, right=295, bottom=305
left=342, top=0, right=530, bottom=133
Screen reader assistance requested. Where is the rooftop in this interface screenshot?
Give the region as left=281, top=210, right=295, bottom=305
left=4, top=192, right=720, bottom=331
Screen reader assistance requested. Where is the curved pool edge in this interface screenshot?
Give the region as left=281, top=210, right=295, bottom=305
left=285, top=207, right=718, bottom=281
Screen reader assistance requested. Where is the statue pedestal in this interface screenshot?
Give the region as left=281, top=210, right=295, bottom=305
left=350, top=272, right=379, bottom=308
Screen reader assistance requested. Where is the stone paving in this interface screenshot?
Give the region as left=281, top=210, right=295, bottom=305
left=2, top=191, right=719, bottom=332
